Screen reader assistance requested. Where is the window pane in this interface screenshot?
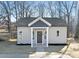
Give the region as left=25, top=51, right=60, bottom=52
left=57, top=31, right=59, bottom=36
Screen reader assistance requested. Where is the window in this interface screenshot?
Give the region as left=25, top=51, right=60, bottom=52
left=57, top=31, right=59, bottom=36
left=19, top=31, right=22, bottom=40
left=19, top=31, right=22, bottom=33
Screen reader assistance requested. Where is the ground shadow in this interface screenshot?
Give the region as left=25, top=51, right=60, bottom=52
left=44, top=45, right=66, bottom=52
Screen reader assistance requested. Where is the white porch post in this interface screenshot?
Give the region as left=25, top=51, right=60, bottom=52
left=47, top=27, right=48, bottom=47
left=31, top=27, right=33, bottom=47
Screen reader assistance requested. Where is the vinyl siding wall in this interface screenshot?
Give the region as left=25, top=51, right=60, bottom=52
left=17, top=27, right=31, bottom=44
left=17, top=27, right=67, bottom=44
left=48, top=27, right=67, bottom=44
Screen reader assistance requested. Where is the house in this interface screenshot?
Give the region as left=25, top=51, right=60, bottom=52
left=0, top=20, right=8, bottom=32
left=17, top=17, right=67, bottom=47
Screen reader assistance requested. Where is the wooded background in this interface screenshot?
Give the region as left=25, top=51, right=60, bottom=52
left=0, top=1, right=78, bottom=39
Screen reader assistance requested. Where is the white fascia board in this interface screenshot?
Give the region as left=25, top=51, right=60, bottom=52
left=28, top=17, right=40, bottom=26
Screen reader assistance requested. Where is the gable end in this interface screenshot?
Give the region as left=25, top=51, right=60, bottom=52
left=28, top=17, right=51, bottom=27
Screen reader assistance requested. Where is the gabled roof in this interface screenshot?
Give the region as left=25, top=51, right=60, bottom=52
left=28, top=17, right=51, bottom=27
left=17, top=17, right=67, bottom=27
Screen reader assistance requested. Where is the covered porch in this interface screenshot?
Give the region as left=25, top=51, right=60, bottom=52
left=31, top=27, right=48, bottom=47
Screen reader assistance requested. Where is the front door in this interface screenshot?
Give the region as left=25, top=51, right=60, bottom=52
left=37, top=31, right=42, bottom=43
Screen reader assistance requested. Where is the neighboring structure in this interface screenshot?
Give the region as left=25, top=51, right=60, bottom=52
left=0, top=20, right=8, bottom=32
left=17, top=17, right=67, bottom=47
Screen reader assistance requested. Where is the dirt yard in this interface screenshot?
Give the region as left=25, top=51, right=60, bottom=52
left=58, top=39, right=79, bottom=58
left=63, top=39, right=79, bottom=58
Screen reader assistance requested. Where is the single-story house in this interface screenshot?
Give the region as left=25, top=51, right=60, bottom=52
left=17, top=17, right=67, bottom=47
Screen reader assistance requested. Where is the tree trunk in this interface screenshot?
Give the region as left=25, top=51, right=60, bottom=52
left=67, top=14, right=70, bottom=38
left=6, top=14, right=11, bottom=40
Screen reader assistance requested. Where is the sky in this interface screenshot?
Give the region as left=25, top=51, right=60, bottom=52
left=0, top=0, right=79, bottom=1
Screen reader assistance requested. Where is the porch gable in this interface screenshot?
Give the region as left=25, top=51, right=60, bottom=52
left=28, top=17, right=51, bottom=27
left=30, top=20, right=49, bottom=27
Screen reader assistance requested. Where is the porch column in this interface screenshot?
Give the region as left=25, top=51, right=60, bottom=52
left=47, top=27, right=48, bottom=47
left=31, top=27, right=33, bottom=47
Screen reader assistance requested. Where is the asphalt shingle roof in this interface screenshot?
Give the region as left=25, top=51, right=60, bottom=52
left=17, top=17, right=67, bottom=27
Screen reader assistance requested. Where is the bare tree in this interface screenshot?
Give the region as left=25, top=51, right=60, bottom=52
left=61, top=1, right=76, bottom=37
left=0, top=1, right=14, bottom=39
left=0, top=1, right=12, bottom=33
left=56, top=1, right=62, bottom=18
left=13, top=1, right=18, bottom=21
left=48, top=1, right=55, bottom=18
left=75, top=2, right=79, bottom=38
left=13, top=1, right=34, bottom=18
left=37, top=2, right=45, bottom=17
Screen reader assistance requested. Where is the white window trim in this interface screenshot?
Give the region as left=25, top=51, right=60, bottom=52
left=28, top=17, right=51, bottom=27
